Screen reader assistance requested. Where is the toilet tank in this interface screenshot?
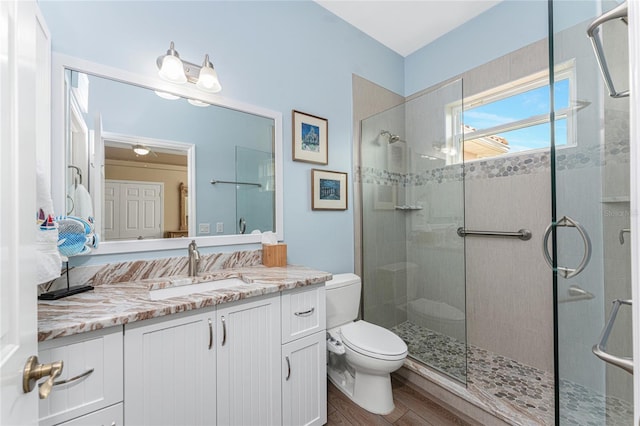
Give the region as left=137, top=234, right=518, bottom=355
left=325, top=273, right=361, bottom=329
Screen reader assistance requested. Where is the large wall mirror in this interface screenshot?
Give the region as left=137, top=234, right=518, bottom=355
left=52, top=54, right=283, bottom=254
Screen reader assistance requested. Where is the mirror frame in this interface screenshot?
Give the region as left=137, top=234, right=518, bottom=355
left=51, top=53, right=284, bottom=254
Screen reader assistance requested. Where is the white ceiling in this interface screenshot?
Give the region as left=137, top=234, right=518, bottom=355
left=314, top=0, right=502, bottom=57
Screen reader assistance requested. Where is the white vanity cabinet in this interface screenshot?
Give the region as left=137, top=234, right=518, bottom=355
left=216, top=294, right=282, bottom=426
left=37, top=327, right=124, bottom=426
left=40, top=283, right=327, bottom=426
left=281, top=285, right=327, bottom=426
left=124, top=308, right=216, bottom=426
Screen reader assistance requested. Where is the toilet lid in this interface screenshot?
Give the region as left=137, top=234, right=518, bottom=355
left=340, top=321, right=407, bottom=360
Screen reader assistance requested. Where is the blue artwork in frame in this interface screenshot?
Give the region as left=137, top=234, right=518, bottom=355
left=293, top=110, right=328, bottom=164
left=312, top=169, right=347, bottom=210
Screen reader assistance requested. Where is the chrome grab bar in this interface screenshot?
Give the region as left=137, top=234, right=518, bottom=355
left=210, top=179, right=261, bottom=188
left=592, top=299, right=633, bottom=374
left=586, top=1, right=629, bottom=98
left=543, top=216, right=592, bottom=279
left=456, top=227, right=531, bottom=241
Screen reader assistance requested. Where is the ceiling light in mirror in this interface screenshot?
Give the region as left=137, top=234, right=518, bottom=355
left=132, top=144, right=151, bottom=156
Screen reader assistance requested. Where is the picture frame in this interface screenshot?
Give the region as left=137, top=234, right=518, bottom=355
left=292, top=110, right=328, bottom=164
left=311, top=169, right=348, bottom=211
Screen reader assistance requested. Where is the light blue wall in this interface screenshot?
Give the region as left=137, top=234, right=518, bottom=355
left=40, top=0, right=404, bottom=273
left=405, top=0, right=548, bottom=95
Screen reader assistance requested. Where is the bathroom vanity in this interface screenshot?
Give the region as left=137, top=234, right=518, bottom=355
left=37, top=265, right=330, bottom=426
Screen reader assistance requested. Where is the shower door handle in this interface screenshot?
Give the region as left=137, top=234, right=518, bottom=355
left=543, top=216, right=592, bottom=279
left=592, top=299, right=633, bottom=374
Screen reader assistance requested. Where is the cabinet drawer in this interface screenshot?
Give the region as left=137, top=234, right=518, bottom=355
left=282, top=284, right=325, bottom=343
left=38, top=327, right=124, bottom=426
left=56, top=402, right=123, bottom=426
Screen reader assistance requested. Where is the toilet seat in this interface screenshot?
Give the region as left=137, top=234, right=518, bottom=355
left=340, top=321, right=407, bottom=361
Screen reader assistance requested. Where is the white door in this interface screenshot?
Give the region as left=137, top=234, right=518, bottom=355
left=104, top=180, right=163, bottom=240
left=1, top=0, right=46, bottom=424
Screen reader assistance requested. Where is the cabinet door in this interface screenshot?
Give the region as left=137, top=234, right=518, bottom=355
left=216, top=295, right=281, bottom=426
left=124, top=309, right=216, bottom=426
left=282, top=332, right=327, bottom=426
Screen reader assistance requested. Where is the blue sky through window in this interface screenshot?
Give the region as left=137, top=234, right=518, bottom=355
left=463, top=79, right=569, bottom=152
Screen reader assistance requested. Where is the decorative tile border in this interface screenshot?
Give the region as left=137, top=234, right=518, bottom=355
left=358, top=136, right=629, bottom=188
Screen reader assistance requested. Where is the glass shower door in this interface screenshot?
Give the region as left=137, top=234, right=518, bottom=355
left=360, top=79, right=466, bottom=383
left=550, top=1, right=632, bottom=424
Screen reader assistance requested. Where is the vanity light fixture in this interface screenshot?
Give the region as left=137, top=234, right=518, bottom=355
left=132, top=144, right=151, bottom=156
left=156, top=41, right=222, bottom=93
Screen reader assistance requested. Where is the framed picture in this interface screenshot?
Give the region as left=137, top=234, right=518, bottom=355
left=292, top=110, right=328, bottom=164
left=312, top=169, right=348, bottom=211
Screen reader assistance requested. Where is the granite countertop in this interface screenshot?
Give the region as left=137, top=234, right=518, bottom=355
left=38, top=265, right=332, bottom=342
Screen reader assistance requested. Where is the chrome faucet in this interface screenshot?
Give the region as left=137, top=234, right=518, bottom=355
left=188, top=240, right=200, bottom=277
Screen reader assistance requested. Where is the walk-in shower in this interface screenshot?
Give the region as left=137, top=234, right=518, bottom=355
left=358, top=1, right=631, bottom=424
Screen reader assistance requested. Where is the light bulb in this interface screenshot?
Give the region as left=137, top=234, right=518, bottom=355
left=196, top=55, right=222, bottom=93
left=133, top=145, right=150, bottom=156
left=157, top=43, right=187, bottom=84
left=159, top=54, right=187, bottom=83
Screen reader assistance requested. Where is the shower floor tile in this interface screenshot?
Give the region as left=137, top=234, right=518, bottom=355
left=391, top=321, right=632, bottom=426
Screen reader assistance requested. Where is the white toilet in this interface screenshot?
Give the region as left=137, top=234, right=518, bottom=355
left=325, top=273, right=408, bottom=415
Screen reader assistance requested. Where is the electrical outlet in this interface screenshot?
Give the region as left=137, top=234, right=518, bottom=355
left=216, top=222, right=224, bottom=233
left=199, top=223, right=210, bottom=234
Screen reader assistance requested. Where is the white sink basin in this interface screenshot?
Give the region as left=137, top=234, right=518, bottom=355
left=149, top=277, right=246, bottom=301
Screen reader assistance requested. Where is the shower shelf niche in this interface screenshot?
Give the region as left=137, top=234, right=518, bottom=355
left=395, top=205, right=423, bottom=211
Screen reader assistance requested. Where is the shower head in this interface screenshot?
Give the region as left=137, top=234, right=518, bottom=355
left=380, top=130, right=404, bottom=144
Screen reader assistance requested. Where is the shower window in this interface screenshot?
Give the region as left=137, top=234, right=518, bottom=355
left=447, top=62, right=576, bottom=163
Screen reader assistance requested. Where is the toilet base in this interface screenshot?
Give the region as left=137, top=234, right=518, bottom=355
left=328, top=364, right=396, bottom=415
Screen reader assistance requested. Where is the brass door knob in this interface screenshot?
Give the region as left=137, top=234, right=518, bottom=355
left=22, top=356, right=64, bottom=399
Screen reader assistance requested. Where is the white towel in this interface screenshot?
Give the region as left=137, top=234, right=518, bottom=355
left=73, top=184, right=94, bottom=219
left=35, top=166, right=62, bottom=284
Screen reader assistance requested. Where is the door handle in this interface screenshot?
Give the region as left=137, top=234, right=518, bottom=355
left=543, top=216, right=592, bottom=278
left=22, top=356, right=64, bottom=399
